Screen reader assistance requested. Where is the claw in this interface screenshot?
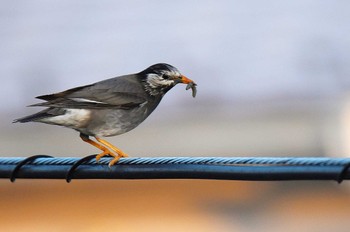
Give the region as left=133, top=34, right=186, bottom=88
left=108, top=156, right=122, bottom=167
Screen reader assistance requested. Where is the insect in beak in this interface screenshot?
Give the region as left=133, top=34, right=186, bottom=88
left=180, top=75, right=197, bottom=98
left=186, top=82, right=197, bottom=98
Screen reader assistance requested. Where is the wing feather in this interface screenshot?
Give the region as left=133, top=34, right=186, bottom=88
left=32, top=74, right=148, bottom=109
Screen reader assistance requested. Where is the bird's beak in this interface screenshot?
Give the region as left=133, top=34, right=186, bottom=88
left=180, top=75, right=195, bottom=84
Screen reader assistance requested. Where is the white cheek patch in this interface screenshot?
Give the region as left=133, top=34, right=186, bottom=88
left=146, top=74, right=175, bottom=88
left=41, top=109, right=91, bottom=128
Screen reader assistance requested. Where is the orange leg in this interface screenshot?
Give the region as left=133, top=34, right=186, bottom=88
left=95, top=136, right=128, bottom=166
left=80, top=134, right=121, bottom=166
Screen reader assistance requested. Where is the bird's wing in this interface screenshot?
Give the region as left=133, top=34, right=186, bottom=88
left=31, top=75, right=148, bottom=109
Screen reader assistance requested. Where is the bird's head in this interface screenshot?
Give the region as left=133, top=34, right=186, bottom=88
left=140, top=63, right=196, bottom=97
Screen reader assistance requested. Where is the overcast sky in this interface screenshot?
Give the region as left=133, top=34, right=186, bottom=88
left=1, top=0, right=350, bottom=114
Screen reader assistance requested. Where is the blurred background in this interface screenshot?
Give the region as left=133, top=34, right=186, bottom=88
left=1, top=1, right=350, bottom=231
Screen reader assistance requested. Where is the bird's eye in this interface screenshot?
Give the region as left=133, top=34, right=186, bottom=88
left=162, top=74, right=169, bottom=79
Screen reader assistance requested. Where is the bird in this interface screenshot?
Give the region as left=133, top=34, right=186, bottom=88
left=14, top=63, right=197, bottom=166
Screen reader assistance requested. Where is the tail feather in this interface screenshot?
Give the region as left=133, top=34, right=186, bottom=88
left=13, top=108, right=65, bottom=123
left=13, top=109, right=51, bottom=123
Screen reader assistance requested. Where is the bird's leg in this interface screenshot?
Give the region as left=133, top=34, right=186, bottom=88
left=79, top=133, right=114, bottom=163
left=95, top=136, right=128, bottom=166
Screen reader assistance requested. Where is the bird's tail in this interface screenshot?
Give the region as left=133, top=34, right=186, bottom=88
left=13, top=109, right=53, bottom=123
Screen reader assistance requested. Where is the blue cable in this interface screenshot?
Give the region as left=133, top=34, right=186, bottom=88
left=0, top=156, right=349, bottom=183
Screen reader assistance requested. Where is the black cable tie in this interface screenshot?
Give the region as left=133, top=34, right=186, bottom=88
left=337, top=161, right=350, bottom=183
left=65, top=154, right=97, bottom=183
left=10, top=155, right=53, bottom=182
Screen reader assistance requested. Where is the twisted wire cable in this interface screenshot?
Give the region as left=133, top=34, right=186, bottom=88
left=0, top=156, right=349, bottom=183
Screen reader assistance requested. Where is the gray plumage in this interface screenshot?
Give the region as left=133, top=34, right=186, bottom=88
left=14, top=63, right=197, bottom=138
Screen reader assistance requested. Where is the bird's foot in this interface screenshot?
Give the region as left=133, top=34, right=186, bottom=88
left=107, top=150, right=128, bottom=167
left=95, top=149, right=113, bottom=163
left=107, top=150, right=129, bottom=167
left=95, top=149, right=127, bottom=167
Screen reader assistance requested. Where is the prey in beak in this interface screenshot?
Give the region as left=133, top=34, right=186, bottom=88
left=180, top=75, right=197, bottom=98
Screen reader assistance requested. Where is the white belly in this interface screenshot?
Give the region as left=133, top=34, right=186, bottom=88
left=40, top=109, right=91, bottom=128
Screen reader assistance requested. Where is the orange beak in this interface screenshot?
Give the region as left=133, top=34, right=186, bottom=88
left=181, top=75, right=197, bottom=98
left=180, top=75, right=195, bottom=84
